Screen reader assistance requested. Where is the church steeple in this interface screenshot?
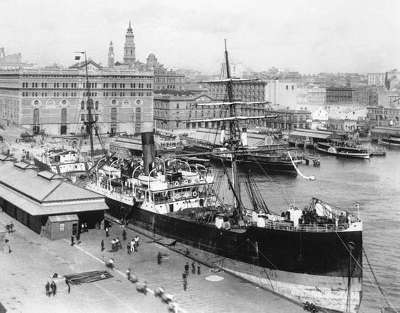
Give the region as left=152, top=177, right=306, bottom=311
left=108, top=41, right=115, bottom=67
left=123, top=21, right=135, bottom=67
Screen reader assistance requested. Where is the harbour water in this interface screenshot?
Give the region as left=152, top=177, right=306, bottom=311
left=216, top=148, right=400, bottom=312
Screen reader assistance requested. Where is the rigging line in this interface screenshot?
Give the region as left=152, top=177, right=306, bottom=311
left=335, top=231, right=397, bottom=312
left=252, top=154, right=291, bottom=207
left=363, top=248, right=399, bottom=313
left=220, top=159, right=245, bottom=212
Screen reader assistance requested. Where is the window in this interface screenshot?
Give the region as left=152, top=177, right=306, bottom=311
left=81, top=114, right=85, bottom=121
left=81, top=101, right=85, bottom=110
left=95, top=101, right=99, bottom=110
left=60, top=223, right=65, bottom=232
left=286, top=85, right=288, bottom=90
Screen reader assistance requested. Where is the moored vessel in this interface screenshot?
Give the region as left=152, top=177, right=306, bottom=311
left=87, top=42, right=363, bottom=313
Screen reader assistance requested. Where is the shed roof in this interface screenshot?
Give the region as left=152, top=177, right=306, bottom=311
left=0, top=160, right=108, bottom=216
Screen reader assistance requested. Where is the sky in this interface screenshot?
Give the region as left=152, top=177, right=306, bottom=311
left=0, top=0, right=399, bottom=74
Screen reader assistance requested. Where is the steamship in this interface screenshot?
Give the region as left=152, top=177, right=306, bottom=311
left=87, top=44, right=363, bottom=313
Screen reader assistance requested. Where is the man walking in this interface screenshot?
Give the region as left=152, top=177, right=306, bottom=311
left=122, top=228, right=127, bottom=241
left=184, top=262, right=189, bottom=275
left=157, top=252, right=162, bottom=265
left=105, top=227, right=109, bottom=237
left=70, top=235, right=74, bottom=246
left=101, top=239, right=104, bottom=252
left=45, top=281, right=50, bottom=297
left=182, top=272, right=188, bottom=291
left=191, top=262, right=196, bottom=274
left=50, top=281, right=57, bottom=296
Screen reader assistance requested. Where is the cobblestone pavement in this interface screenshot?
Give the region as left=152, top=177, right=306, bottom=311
left=0, top=211, right=304, bottom=313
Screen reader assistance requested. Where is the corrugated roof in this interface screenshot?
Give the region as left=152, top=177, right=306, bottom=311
left=0, top=183, right=107, bottom=216
left=0, top=161, right=104, bottom=203
left=289, top=130, right=332, bottom=139
left=48, top=214, right=79, bottom=222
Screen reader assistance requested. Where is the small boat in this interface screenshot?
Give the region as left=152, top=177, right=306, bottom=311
left=378, top=136, right=400, bottom=147
left=316, top=141, right=370, bottom=159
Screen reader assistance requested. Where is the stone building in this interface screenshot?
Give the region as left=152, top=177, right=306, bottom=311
left=202, top=79, right=266, bottom=102
left=367, top=106, right=400, bottom=127
left=264, top=108, right=312, bottom=130
left=325, top=87, right=356, bottom=104
left=265, top=80, right=297, bottom=109
left=154, top=94, right=267, bottom=130
left=0, top=61, right=153, bottom=135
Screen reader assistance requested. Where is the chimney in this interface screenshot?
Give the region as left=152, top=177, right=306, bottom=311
left=141, top=121, right=155, bottom=175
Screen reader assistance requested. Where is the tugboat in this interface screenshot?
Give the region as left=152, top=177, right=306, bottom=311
left=88, top=42, right=363, bottom=313
left=316, top=140, right=370, bottom=159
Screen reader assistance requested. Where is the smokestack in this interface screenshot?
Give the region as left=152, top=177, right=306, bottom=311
left=241, top=128, right=248, bottom=146
left=141, top=121, right=155, bottom=175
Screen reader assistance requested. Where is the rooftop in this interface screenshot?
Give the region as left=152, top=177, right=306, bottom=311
left=0, top=158, right=107, bottom=215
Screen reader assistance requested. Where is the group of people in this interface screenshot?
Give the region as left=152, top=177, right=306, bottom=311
left=45, top=281, right=57, bottom=296
left=127, top=236, right=140, bottom=254
left=111, top=238, right=122, bottom=251
left=182, top=261, right=201, bottom=291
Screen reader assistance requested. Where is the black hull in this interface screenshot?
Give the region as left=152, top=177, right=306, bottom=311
left=105, top=197, right=361, bottom=278
left=105, top=197, right=362, bottom=312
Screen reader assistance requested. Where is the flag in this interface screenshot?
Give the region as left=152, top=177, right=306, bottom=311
left=75, top=55, right=81, bottom=61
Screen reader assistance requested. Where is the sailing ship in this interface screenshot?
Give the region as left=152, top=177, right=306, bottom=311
left=87, top=42, right=363, bottom=313
left=316, top=140, right=370, bottom=159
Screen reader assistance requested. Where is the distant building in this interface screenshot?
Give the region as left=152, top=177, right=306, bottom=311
left=265, top=80, right=297, bottom=109
left=203, top=80, right=266, bottom=102
left=367, top=106, right=400, bottom=127
left=123, top=21, right=136, bottom=66
left=326, top=87, right=355, bottom=104
left=0, top=61, right=153, bottom=135
left=327, top=118, right=358, bottom=132
left=154, top=94, right=267, bottom=130
left=0, top=48, right=31, bottom=69
left=108, top=22, right=185, bottom=91
left=264, top=108, right=312, bottom=130
left=367, top=73, right=385, bottom=87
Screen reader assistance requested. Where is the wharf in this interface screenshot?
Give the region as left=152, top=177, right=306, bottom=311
left=0, top=211, right=304, bottom=313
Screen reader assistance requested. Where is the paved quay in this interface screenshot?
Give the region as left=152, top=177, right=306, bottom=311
left=0, top=211, right=304, bottom=313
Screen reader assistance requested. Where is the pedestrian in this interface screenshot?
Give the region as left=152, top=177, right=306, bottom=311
left=122, top=228, right=127, bottom=241
left=101, top=239, right=104, bottom=252
left=84, top=222, right=88, bottom=232
left=126, top=268, right=131, bottom=281
left=184, top=262, right=189, bottom=275
left=105, top=227, right=109, bottom=237
left=51, top=281, right=57, bottom=296
left=130, top=240, right=135, bottom=253
left=191, top=262, right=196, bottom=274
left=76, top=231, right=80, bottom=242
left=70, top=235, right=75, bottom=246
left=182, top=272, right=188, bottom=291
left=197, top=264, right=201, bottom=275
left=45, top=281, right=50, bottom=297
left=157, top=252, right=162, bottom=265
left=66, top=279, right=71, bottom=294
left=127, top=243, right=131, bottom=254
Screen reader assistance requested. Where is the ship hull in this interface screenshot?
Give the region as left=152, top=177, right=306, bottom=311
left=105, top=197, right=362, bottom=313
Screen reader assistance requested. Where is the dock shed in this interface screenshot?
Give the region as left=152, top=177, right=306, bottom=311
left=288, top=129, right=333, bottom=148
left=0, top=157, right=108, bottom=240
left=44, top=214, right=79, bottom=240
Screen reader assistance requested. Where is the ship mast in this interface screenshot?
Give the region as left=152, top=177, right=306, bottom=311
left=224, top=40, right=242, bottom=217
left=82, top=51, right=95, bottom=159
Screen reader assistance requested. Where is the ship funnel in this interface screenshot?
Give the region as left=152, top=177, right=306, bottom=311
left=141, top=121, right=155, bottom=175
left=220, top=126, right=226, bottom=144
left=241, top=127, right=248, bottom=146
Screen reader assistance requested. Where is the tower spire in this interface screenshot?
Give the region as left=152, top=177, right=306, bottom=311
left=108, top=41, right=114, bottom=67
left=123, top=20, right=136, bottom=66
